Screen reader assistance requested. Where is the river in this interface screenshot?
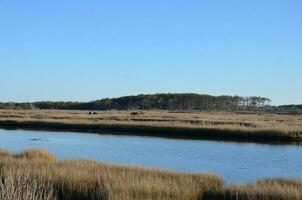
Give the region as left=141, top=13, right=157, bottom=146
left=0, top=129, right=301, bottom=183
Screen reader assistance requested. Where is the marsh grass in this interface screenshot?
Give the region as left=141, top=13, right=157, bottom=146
left=0, top=149, right=301, bottom=200
left=16, top=148, right=57, bottom=161
left=0, top=169, right=56, bottom=200
left=203, top=178, right=302, bottom=200
left=0, top=149, right=222, bottom=200
left=0, top=109, right=302, bottom=143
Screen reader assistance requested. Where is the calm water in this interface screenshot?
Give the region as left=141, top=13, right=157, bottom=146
left=0, top=129, right=301, bottom=183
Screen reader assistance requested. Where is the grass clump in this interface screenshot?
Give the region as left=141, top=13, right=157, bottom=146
left=0, top=149, right=12, bottom=158
left=202, top=178, right=302, bottom=200
left=16, top=148, right=56, bottom=161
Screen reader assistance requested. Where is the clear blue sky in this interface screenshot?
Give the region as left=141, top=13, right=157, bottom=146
left=0, top=0, right=301, bottom=105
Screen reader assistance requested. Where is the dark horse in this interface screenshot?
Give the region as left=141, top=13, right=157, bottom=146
left=89, top=112, right=98, bottom=115
left=130, top=112, right=139, bottom=116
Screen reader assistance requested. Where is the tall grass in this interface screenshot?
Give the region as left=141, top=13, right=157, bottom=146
left=0, top=169, right=56, bottom=200
left=203, top=178, right=302, bottom=200
left=0, top=149, right=222, bottom=200
left=0, top=149, right=301, bottom=200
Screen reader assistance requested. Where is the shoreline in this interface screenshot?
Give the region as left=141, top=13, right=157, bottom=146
left=0, top=119, right=301, bottom=145
left=0, top=148, right=301, bottom=200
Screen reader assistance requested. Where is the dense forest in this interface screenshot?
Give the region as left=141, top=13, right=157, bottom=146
left=0, top=93, right=275, bottom=111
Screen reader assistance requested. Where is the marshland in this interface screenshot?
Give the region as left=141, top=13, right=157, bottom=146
left=0, top=108, right=302, bottom=199
left=0, top=148, right=302, bottom=200
left=0, top=109, right=302, bottom=144
left=2, top=0, right=302, bottom=199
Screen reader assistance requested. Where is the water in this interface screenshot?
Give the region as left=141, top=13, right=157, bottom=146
left=0, top=129, right=301, bottom=183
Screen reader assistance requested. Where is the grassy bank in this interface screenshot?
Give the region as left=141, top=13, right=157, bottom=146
left=0, top=109, right=302, bottom=144
left=0, top=149, right=301, bottom=200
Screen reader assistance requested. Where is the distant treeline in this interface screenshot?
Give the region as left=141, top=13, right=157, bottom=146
left=0, top=93, right=275, bottom=111
left=279, top=105, right=302, bottom=110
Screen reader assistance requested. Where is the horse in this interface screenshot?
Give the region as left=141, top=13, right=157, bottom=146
left=89, top=111, right=98, bottom=115
left=130, top=112, right=139, bottom=116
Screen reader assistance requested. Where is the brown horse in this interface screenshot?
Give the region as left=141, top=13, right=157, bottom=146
left=130, top=112, right=139, bottom=116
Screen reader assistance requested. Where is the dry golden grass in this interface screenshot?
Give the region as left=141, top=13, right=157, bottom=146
left=1, top=109, right=302, bottom=132
left=0, top=149, right=301, bottom=200
left=0, top=169, right=56, bottom=200
left=16, top=148, right=57, bottom=161
left=0, top=109, right=302, bottom=143
left=0, top=149, right=222, bottom=200
left=204, top=178, right=302, bottom=200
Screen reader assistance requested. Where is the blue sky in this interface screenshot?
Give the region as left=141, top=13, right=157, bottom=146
left=0, top=0, right=301, bottom=105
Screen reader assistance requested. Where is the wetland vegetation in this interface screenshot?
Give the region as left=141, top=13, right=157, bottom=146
left=0, top=149, right=301, bottom=200
left=0, top=109, right=302, bottom=144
